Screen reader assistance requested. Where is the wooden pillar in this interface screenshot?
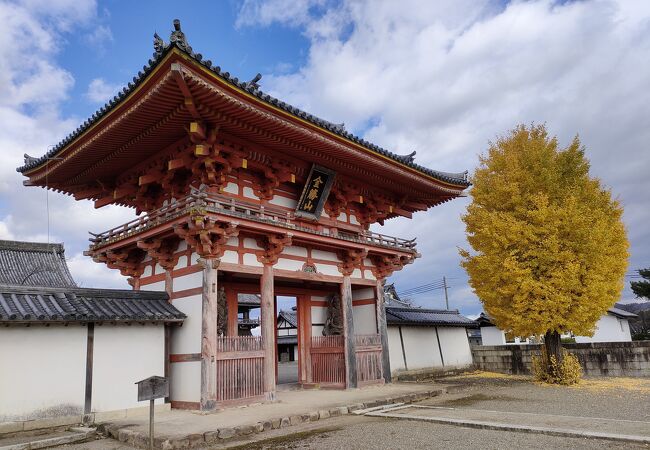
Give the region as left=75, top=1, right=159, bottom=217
left=200, top=258, right=219, bottom=410
left=298, top=295, right=312, bottom=384
left=375, top=279, right=391, bottom=383
left=128, top=276, right=141, bottom=291
left=341, top=275, right=357, bottom=389
left=164, top=269, right=173, bottom=300
left=261, top=263, right=276, bottom=400
left=226, top=289, right=238, bottom=336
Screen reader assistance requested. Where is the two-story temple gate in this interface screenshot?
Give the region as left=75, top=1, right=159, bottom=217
left=17, top=20, right=469, bottom=411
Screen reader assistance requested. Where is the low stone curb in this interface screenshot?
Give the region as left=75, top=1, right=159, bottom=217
left=97, top=388, right=446, bottom=449
left=366, top=411, right=650, bottom=445
left=0, top=428, right=95, bottom=450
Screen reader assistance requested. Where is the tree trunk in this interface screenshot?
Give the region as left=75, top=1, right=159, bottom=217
left=544, top=331, right=563, bottom=366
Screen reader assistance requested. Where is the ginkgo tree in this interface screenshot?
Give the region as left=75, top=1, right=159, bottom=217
left=460, top=124, right=629, bottom=370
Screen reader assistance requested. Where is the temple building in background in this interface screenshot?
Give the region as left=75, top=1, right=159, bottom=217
left=17, top=20, right=469, bottom=411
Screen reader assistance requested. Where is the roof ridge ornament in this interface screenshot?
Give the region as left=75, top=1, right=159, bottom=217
left=397, top=151, right=416, bottom=163
left=153, top=32, right=166, bottom=55
left=169, top=19, right=192, bottom=54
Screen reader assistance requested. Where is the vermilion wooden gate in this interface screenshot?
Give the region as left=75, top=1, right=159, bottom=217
left=355, top=334, right=383, bottom=385
left=310, top=335, right=345, bottom=386
left=216, top=336, right=265, bottom=402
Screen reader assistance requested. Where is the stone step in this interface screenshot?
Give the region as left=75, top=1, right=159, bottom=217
left=0, top=427, right=95, bottom=450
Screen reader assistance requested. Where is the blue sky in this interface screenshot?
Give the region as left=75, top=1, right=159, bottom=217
left=1, top=0, right=649, bottom=317
left=56, top=2, right=311, bottom=118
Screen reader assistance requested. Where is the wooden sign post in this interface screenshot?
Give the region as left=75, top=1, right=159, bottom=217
left=135, top=376, right=169, bottom=450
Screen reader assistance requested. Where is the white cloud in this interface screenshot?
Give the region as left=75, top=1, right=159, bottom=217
left=0, top=0, right=127, bottom=289
left=235, top=0, right=329, bottom=28
left=85, top=78, right=122, bottom=103
left=239, top=0, right=650, bottom=315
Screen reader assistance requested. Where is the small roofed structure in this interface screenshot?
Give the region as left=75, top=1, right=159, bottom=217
left=383, top=285, right=475, bottom=375
left=0, top=240, right=185, bottom=422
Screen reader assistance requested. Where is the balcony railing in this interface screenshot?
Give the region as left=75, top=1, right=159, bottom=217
left=88, top=191, right=417, bottom=252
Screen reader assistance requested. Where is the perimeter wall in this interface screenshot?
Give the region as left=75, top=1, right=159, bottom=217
left=472, top=341, right=650, bottom=377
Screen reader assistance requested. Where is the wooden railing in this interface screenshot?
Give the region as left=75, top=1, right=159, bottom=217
left=311, top=335, right=345, bottom=385
left=355, top=334, right=383, bottom=384
left=88, top=191, right=417, bottom=252
left=215, top=336, right=264, bottom=402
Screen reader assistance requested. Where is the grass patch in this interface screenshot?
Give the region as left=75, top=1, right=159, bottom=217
left=223, top=426, right=342, bottom=449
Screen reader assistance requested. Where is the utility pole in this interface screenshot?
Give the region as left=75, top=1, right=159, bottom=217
left=443, top=276, right=449, bottom=310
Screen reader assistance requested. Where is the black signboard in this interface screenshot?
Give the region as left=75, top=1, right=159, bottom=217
left=295, top=165, right=336, bottom=220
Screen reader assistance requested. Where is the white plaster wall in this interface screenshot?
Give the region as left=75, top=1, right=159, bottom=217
left=312, top=249, right=339, bottom=262
left=223, top=182, right=238, bottom=194
left=221, top=250, right=238, bottom=264
left=338, top=213, right=348, bottom=222
left=92, top=325, right=165, bottom=412
left=349, top=215, right=360, bottom=225
left=276, top=258, right=304, bottom=271
left=270, top=195, right=297, bottom=209
left=154, top=263, right=164, bottom=275
left=311, top=305, right=327, bottom=324
left=170, top=294, right=202, bottom=354
left=352, top=288, right=374, bottom=300
left=173, top=271, right=202, bottom=292
left=145, top=281, right=166, bottom=292
left=313, top=263, right=340, bottom=276
left=0, top=326, right=86, bottom=420
left=480, top=326, right=506, bottom=345
left=398, top=327, right=441, bottom=370
left=190, top=252, right=200, bottom=265
left=364, top=270, right=376, bottom=280
left=243, top=238, right=262, bottom=250
left=387, top=326, right=406, bottom=372
left=243, top=186, right=257, bottom=199
left=283, top=246, right=308, bottom=257
left=351, top=269, right=362, bottom=278
left=352, top=304, right=377, bottom=335
left=177, top=241, right=188, bottom=252
left=437, top=327, right=473, bottom=367
left=243, top=253, right=263, bottom=267
left=142, top=265, right=153, bottom=277
left=227, top=237, right=239, bottom=246
left=170, top=361, right=201, bottom=402
left=575, top=315, right=633, bottom=343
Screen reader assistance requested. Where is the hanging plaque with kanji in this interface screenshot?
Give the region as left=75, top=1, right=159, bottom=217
left=295, top=164, right=336, bottom=220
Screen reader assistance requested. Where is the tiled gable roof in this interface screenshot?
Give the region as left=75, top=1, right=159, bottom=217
left=17, top=20, right=469, bottom=188
left=0, top=240, right=76, bottom=288
left=0, top=285, right=185, bottom=324
left=386, top=306, right=476, bottom=328
left=278, top=310, right=298, bottom=328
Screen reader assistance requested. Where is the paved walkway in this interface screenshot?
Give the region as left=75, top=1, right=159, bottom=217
left=367, top=404, right=650, bottom=444
left=99, top=383, right=447, bottom=448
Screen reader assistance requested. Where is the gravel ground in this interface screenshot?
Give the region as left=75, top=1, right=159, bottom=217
left=53, top=374, right=650, bottom=450
left=56, top=416, right=648, bottom=450
left=423, top=372, right=650, bottom=421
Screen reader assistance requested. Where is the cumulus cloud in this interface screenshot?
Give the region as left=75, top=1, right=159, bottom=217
left=85, top=78, right=122, bottom=103
left=238, top=0, right=650, bottom=314
left=0, top=0, right=128, bottom=289
left=235, top=0, right=330, bottom=28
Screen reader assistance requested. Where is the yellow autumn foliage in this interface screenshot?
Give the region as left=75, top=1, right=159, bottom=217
left=460, top=124, right=629, bottom=338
